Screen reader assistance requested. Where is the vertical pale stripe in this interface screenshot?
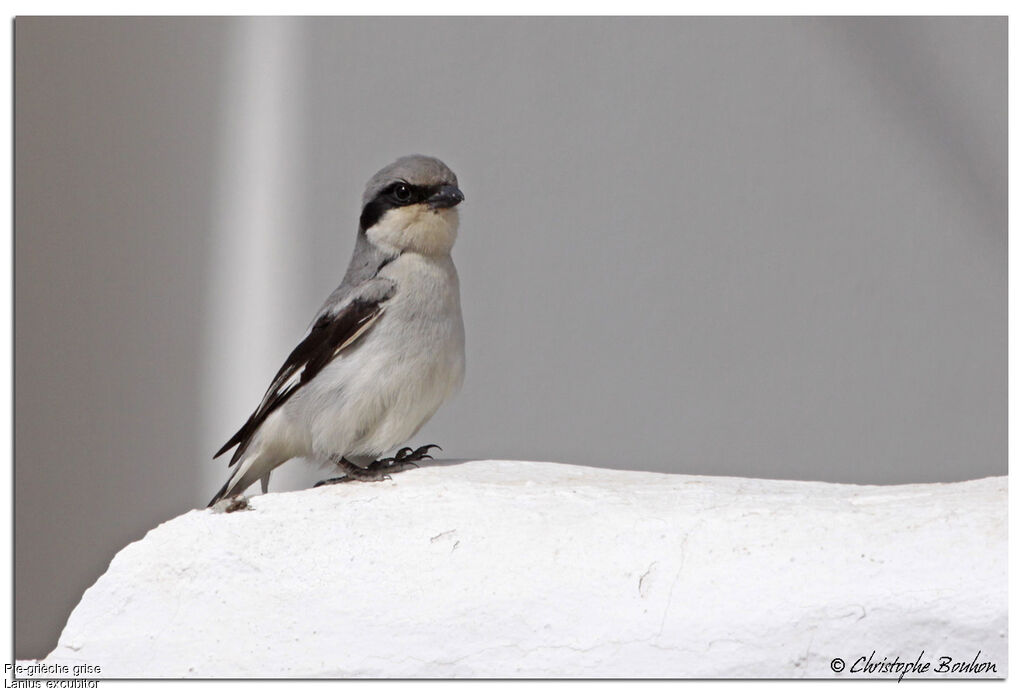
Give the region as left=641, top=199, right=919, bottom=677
left=200, top=18, right=311, bottom=498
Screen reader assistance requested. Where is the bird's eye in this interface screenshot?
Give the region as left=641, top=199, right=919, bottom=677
left=392, top=183, right=412, bottom=202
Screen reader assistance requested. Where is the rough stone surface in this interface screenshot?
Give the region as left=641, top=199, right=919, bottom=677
left=34, top=461, right=1007, bottom=678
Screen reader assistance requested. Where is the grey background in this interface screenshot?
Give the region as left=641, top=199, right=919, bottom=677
left=14, top=17, right=1006, bottom=658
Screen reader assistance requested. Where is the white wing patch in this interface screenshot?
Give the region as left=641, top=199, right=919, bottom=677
left=332, top=310, right=383, bottom=357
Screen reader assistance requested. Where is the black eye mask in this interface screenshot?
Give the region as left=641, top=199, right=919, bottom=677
left=359, top=182, right=455, bottom=231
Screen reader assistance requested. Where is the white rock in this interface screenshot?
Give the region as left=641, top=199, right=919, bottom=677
left=34, top=461, right=1006, bottom=678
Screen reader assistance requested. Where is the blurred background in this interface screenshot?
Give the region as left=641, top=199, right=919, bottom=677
left=14, top=16, right=1006, bottom=658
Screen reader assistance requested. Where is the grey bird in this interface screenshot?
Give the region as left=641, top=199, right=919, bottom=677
left=209, top=155, right=466, bottom=507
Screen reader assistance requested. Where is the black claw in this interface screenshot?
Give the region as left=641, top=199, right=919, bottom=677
left=314, top=476, right=350, bottom=487
left=392, top=444, right=441, bottom=464
left=315, top=446, right=440, bottom=488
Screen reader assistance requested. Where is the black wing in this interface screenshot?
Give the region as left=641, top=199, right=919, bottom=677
left=214, top=297, right=387, bottom=466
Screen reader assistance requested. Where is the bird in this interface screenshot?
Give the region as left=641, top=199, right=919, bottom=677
left=208, top=154, right=466, bottom=507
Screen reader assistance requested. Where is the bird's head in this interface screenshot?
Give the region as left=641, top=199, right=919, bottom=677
left=359, top=155, right=464, bottom=256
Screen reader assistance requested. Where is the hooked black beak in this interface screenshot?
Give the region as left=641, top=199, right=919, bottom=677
left=428, top=184, right=465, bottom=209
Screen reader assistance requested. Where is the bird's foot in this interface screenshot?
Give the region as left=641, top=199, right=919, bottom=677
left=378, top=444, right=441, bottom=467
left=314, top=476, right=350, bottom=487
left=314, top=457, right=391, bottom=486
left=313, top=446, right=439, bottom=487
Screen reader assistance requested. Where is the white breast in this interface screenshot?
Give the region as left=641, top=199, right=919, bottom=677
left=295, top=252, right=465, bottom=459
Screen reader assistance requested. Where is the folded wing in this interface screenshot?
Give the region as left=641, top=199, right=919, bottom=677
left=214, top=297, right=388, bottom=466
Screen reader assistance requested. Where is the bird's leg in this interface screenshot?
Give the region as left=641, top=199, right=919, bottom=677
left=314, top=457, right=389, bottom=486
left=313, top=446, right=440, bottom=487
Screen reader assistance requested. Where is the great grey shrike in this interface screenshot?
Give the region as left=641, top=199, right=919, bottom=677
left=209, top=155, right=466, bottom=506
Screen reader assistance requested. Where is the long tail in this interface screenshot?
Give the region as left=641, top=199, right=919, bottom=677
left=208, top=452, right=282, bottom=507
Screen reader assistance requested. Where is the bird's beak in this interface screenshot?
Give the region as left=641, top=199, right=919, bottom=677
left=427, top=184, right=465, bottom=209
